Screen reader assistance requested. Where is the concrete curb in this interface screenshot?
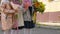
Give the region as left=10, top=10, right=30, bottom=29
left=35, top=23, right=60, bottom=30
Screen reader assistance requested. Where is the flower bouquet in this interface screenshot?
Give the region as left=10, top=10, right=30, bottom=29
left=32, top=0, right=45, bottom=23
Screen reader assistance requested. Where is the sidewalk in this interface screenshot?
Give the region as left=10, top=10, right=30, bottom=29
left=36, top=22, right=60, bottom=26
left=36, top=22, right=60, bottom=29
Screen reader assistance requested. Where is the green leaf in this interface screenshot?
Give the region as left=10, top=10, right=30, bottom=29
left=34, top=2, right=45, bottom=13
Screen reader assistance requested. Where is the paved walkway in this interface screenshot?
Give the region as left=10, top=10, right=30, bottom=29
left=0, top=28, right=60, bottom=34
left=37, top=22, right=60, bottom=26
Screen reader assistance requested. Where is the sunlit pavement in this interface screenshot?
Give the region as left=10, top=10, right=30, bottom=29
left=0, top=22, right=60, bottom=34
left=0, top=28, right=60, bottom=34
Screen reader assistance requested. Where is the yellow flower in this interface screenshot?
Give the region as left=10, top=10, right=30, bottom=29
left=34, top=2, right=40, bottom=8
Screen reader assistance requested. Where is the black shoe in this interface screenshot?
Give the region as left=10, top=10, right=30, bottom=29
left=18, top=26, right=24, bottom=29
left=12, top=26, right=24, bottom=30
left=12, top=28, right=17, bottom=30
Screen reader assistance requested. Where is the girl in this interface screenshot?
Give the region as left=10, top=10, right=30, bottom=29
left=0, top=0, right=17, bottom=34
